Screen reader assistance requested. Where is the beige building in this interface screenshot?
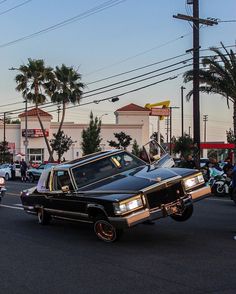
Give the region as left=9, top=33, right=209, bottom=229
left=1, top=103, right=154, bottom=162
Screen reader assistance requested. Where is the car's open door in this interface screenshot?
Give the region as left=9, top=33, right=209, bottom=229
left=140, top=140, right=174, bottom=168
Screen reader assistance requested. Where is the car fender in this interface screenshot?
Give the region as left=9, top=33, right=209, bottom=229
left=87, top=203, right=108, bottom=219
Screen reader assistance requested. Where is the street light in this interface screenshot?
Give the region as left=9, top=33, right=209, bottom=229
left=169, top=106, right=180, bottom=155
left=99, top=113, right=108, bottom=121
left=3, top=111, right=13, bottom=162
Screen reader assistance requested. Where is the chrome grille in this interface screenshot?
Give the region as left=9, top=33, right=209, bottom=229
left=146, top=182, right=184, bottom=209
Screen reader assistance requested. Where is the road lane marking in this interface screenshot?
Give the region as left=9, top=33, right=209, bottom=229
left=0, top=204, right=23, bottom=210
left=6, top=192, right=20, bottom=197
left=206, top=197, right=232, bottom=202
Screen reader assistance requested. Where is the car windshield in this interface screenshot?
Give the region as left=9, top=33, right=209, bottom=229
left=0, top=164, right=9, bottom=169
left=72, top=151, right=145, bottom=188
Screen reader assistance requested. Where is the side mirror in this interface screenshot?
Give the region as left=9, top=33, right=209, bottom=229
left=61, top=185, right=70, bottom=193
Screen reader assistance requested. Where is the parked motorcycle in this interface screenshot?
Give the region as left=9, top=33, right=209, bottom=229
left=0, top=176, right=6, bottom=203
left=209, top=168, right=232, bottom=196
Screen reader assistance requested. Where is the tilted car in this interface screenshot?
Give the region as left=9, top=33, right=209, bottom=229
left=21, top=142, right=211, bottom=242
left=27, top=163, right=58, bottom=182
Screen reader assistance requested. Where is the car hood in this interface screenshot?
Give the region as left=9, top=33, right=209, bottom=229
left=78, top=165, right=197, bottom=199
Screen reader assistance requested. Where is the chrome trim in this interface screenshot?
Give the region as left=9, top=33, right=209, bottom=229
left=189, top=185, right=211, bottom=201
left=141, top=175, right=182, bottom=193
left=108, top=195, right=194, bottom=229
left=53, top=216, right=93, bottom=224
left=44, top=208, right=89, bottom=218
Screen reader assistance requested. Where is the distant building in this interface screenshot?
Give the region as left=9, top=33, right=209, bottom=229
left=1, top=103, right=153, bottom=162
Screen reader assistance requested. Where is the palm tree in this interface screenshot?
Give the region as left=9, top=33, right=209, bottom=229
left=183, top=42, right=236, bottom=140
left=15, top=58, right=55, bottom=161
left=47, top=64, right=84, bottom=136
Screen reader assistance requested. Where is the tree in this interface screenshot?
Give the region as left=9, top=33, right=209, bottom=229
left=183, top=42, right=236, bottom=142
left=47, top=64, right=84, bottom=137
left=173, top=134, right=194, bottom=157
left=15, top=58, right=55, bottom=161
left=226, top=128, right=235, bottom=144
left=50, top=131, right=73, bottom=162
left=81, top=112, right=102, bottom=155
left=132, top=139, right=141, bottom=157
left=108, top=132, right=132, bottom=150
left=0, top=141, right=11, bottom=162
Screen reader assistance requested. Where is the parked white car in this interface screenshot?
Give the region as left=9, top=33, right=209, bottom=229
left=0, top=164, right=12, bottom=180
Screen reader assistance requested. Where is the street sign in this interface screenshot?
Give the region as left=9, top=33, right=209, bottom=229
left=150, top=108, right=170, bottom=117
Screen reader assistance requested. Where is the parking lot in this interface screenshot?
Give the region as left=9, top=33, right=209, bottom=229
left=0, top=181, right=235, bottom=294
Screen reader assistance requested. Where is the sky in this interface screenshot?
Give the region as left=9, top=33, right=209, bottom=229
left=0, top=0, right=235, bottom=142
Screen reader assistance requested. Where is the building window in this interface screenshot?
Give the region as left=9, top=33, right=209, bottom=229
left=28, top=148, right=44, bottom=163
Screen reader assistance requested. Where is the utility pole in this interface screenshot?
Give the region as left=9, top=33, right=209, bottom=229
left=203, top=114, right=208, bottom=143
left=173, top=0, right=218, bottom=167
left=181, top=86, right=185, bottom=137
left=24, top=99, right=29, bottom=164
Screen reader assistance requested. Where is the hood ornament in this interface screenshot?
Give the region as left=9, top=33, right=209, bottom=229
left=156, top=177, right=162, bottom=182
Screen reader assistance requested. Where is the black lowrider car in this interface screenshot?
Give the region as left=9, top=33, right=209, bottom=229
left=21, top=143, right=211, bottom=242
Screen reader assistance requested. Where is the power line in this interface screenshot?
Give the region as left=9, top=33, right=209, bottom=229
left=86, top=58, right=192, bottom=93
left=0, top=0, right=32, bottom=17
left=3, top=48, right=236, bottom=115
left=0, top=0, right=8, bottom=5
left=0, top=0, right=126, bottom=48
left=87, top=52, right=190, bottom=85
left=1, top=62, right=190, bottom=116
left=85, top=33, right=192, bottom=76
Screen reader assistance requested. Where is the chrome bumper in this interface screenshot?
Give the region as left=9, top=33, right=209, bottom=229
left=188, top=185, right=211, bottom=202
left=109, top=185, right=211, bottom=229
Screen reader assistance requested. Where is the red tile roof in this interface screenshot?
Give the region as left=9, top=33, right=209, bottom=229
left=116, top=103, right=150, bottom=112
left=18, top=107, right=52, bottom=118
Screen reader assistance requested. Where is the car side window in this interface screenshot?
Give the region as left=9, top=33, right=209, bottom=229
left=53, top=170, right=73, bottom=191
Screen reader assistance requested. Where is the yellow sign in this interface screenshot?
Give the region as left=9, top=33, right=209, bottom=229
left=145, top=100, right=170, bottom=120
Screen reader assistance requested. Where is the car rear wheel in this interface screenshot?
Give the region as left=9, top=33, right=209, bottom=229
left=94, top=216, right=123, bottom=242
left=170, top=204, right=193, bottom=222
left=37, top=208, right=51, bottom=225
left=5, top=173, right=9, bottom=181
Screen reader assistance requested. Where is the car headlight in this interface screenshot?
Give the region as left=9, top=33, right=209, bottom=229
left=113, top=195, right=144, bottom=215
left=0, top=177, right=5, bottom=186
left=184, top=173, right=205, bottom=190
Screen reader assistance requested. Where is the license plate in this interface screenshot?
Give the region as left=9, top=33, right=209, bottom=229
left=165, top=204, right=178, bottom=215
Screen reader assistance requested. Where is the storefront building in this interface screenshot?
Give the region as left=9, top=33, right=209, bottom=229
left=1, top=103, right=153, bottom=162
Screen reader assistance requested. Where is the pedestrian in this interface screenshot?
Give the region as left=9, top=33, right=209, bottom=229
left=20, top=158, right=28, bottom=182
left=10, top=161, right=16, bottom=180
left=181, top=154, right=196, bottom=169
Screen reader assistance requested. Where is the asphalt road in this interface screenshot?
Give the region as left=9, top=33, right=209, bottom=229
left=0, top=181, right=236, bottom=294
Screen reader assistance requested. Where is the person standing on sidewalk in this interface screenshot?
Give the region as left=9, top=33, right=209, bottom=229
left=10, top=161, right=16, bottom=180
left=20, top=158, right=28, bottom=182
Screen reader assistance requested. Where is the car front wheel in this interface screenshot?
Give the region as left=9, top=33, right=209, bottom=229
left=29, top=174, right=34, bottom=183
left=37, top=208, right=51, bottom=225
left=170, top=204, right=193, bottom=222
left=94, top=216, right=123, bottom=242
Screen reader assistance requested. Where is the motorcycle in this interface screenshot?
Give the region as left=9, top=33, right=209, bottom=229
left=0, top=176, right=6, bottom=203
left=209, top=168, right=232, bottom=196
